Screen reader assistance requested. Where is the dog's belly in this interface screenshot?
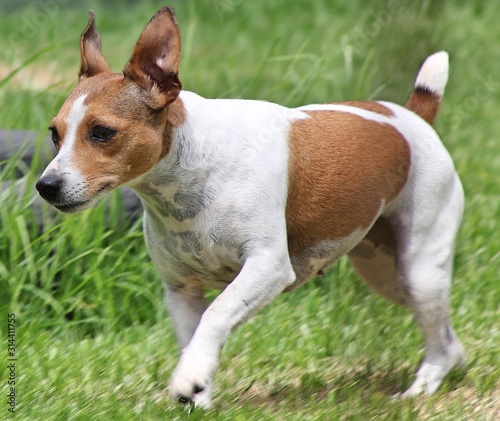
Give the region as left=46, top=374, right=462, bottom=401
left=146, top=227, right=368, bottom=292
left=288, top=254, right=337, bottom=291
left=286, top=228, right=367, bottom=291
left=143, top=201, right=369, bottom=291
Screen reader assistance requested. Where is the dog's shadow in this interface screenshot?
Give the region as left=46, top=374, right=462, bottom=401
left=232, top=363, right=468, bottom=409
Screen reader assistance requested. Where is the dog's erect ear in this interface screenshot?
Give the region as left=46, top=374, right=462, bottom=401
left=123, top=7, right=182, bottom=109
left=79, top=10, right=111, bottom=80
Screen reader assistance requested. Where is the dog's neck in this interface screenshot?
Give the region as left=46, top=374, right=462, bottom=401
left=130, top=91, right=211, bottom=225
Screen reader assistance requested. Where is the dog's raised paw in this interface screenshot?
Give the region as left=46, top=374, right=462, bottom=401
left=174, top=384, right=205, bottom=404
left=172, top=385, right=212, bottom=409
left=169, top=346, right=217, bottom=408
left=170, top=367, right=213, bottom=408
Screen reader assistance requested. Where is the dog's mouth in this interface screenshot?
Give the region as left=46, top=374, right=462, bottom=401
left=50, top=182, right=113, bottom=213
left=54, top=199, right=94, bottom=213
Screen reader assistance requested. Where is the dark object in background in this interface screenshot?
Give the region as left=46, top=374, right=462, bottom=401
left=0, top=129, right=54, bottom=177
left=0, top=129, right=143, bottom=227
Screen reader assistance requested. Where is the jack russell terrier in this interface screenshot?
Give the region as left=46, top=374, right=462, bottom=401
left=36, top=7, right=465, bottom=408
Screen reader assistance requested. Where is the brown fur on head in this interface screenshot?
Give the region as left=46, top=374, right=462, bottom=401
left=37, top=8, right=185, bottom=212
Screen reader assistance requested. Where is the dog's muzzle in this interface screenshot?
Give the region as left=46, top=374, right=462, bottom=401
left=36, top=172, right=99, bottom=213
left=36, top=172, right=63, bottom=202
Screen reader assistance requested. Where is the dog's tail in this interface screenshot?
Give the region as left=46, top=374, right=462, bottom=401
left=405, top=51, right=449, bottom=126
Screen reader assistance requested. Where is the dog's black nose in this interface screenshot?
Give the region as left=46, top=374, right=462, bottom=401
left=36, top=173, right=63, bottom=202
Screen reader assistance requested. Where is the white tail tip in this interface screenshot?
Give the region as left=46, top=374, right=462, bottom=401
left=415, top=51, right=449, bottom=97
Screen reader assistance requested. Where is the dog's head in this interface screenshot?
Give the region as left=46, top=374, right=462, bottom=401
left=36, top=8, right=184, bottom=212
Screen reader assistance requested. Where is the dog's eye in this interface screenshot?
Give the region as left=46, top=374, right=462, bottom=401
left=48, top=126, right=60, bottom=149
left=91, top=125, right=116, bottom=142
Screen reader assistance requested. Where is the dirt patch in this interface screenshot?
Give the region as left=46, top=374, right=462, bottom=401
left=0, top=63, right=71, bottom=90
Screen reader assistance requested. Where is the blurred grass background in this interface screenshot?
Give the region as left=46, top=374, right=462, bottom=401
left=0, top=0, right=498, bottom=419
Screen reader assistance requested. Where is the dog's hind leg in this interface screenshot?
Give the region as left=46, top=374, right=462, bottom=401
left=395, top=172, right=466, bottom=396
left=349, top=172, right=466, bottom=396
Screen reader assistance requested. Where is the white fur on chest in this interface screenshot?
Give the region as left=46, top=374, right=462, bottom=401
left=142, top=208, right=242, bottom=289
left=133, top=91, right=307, bottom=289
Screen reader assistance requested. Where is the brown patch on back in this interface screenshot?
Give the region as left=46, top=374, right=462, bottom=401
left=337, top=101, right=394, bottom=117
left=286, top=110, right=410, bottom=256
left=405, top=87, right=441, bottom=125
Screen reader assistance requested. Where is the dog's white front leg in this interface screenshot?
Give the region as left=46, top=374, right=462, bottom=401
left=164, top=283, right=207, bottom=350
left=168, top=251, right=296, bottom=408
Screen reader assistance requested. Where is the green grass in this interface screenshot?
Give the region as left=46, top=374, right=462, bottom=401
left=0, top=0, right=499, bottom=419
